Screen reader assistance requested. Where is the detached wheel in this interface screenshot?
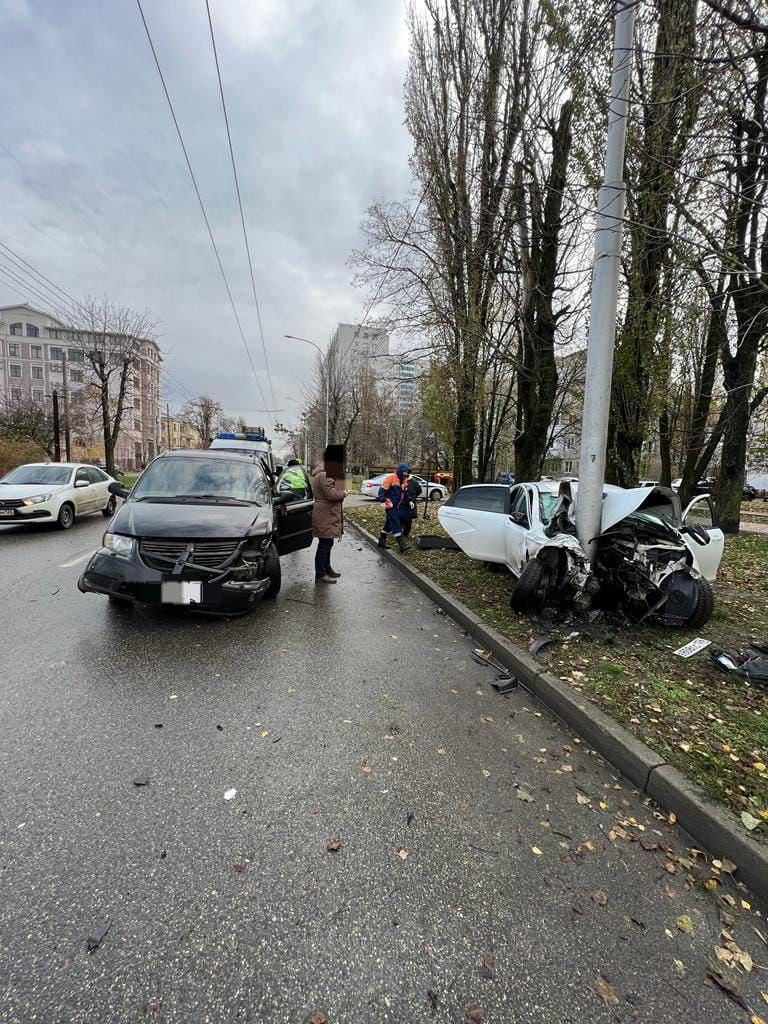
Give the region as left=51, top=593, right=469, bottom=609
left=57, top=503, right=74, bottom=530
left=263, top=542, right=281, bottom=599
left=686, top=577, right=715, bottom=628
left=510, top=558, right=551, bottom=612
left=101, top=495, right=117, bottom=518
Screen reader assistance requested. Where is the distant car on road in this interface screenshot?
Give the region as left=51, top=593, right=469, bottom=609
left=78, top=448, right=313, bottom=615
left=670, top=476, right=757, bottom=501
left=0, top=462, right=116, bottom=529
left=494, top=472, right=515, bottom=485
left=360, top=473, right=447, bottom=501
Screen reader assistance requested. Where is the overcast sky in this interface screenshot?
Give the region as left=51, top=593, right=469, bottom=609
left=0, top=0, right=414, bottom=431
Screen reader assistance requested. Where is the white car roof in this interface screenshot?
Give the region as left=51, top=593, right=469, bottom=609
left=19, top=462, right=78, bottom=469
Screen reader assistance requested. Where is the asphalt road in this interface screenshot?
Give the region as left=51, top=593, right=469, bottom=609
left=1, top=510, right=767, bottom=1023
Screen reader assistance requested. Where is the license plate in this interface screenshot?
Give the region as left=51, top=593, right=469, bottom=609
left=0, top=509, right=14, bottom=517
left=161, top=581, right=202, bottom=605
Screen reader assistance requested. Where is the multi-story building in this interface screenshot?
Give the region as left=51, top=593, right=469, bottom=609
left=0, top=302, right=162, bottom=471
left=332, top=322, right=390, bottom=376
left=160, top=414, right=199, bottom=451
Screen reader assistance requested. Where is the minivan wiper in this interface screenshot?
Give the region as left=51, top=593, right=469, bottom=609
left=173, top=494, right=255, bottom=506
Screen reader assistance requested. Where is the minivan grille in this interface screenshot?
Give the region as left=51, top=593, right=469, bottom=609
left=139, top=538, right=240, bottom=572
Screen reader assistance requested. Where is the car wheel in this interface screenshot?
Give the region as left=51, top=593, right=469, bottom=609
left=101, top=495, right=117, bottom=518
left=686, top=577, right=715, bottom=628
left=57, top=503, right=75, bottom=530
left=510, top=558, right=551, bottom=612
left=263, top=542, right=281, bottom=599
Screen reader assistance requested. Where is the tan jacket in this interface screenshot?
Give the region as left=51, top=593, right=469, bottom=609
left=311, top=471, right=345, bottom=539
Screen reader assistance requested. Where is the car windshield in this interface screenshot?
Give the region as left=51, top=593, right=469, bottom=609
left=0, top=465, right=72, bottom=485
left=539, top=492, right=559, bottom=525
left=131, top=457, right=270, bottom=505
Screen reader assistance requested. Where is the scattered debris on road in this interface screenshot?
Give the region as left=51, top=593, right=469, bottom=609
left=133, top=776, right=150, bottom=787
left=529, top=635, right=555, bottom=656
left=224, top=788, right=237, bottom=801
left=86, top=919, right=111, bottom=953
left=709, top=644, right=768, bottom=683
left=673, top=637, right=712, bottom=658
left=326, top=836, right=342, bottom=852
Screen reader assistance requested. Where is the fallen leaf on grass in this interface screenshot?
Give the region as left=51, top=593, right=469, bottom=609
left=673, top=959, right=685, bottom=975
left=676, top=915, right=694, bottom=935
left=713, top=858, right=737, bottom=874
left=665, top=861, right=677, bottom=875
left=260, top=729, right=270, bottom=738
left=594, top=976, right=619, bottom=1005
left=361, top=762, right=373, bottom=775
left=326, top=837, right=342, bottom=852
left=516, top=788, right=534, bottom=803
left=707, top=968, right=749, bottom=1011
left=531, top=846, right=543, bottom=856
left=742, top=811, right=762, bottom=831
left=576, top=792, right=591, bottom=806
left=591, top=890, right=608, bottom=906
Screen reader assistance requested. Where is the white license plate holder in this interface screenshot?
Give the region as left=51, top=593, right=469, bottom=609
left=161, top=581, right=202, bottom=605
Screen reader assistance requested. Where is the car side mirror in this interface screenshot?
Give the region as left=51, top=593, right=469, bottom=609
left=510, top=511, right=527, bottom=526
left=108, top=480, right=130, bottom=499
left=75, top=479, right=90, bottom=489
left=275, top=464, right=285, bottom=475
left=273, top=491, right=294, bottom=506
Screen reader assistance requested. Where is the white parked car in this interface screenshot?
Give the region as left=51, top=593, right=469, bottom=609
left=360, top=473, right=447, bottom=501
left=439, top=481, right=724, bottom=627
left=0, top=462, right=117, bottom=530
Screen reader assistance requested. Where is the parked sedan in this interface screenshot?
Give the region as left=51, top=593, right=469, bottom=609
left=0, top=462, right=116, bottom=529
left=78, top=448, right=313, bottom=615
left=360, top=473, right=447, bottom=500
left=439, top=482, right=724, bottom=627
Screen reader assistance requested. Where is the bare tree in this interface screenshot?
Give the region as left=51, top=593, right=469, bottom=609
left=67, top=296, right=157, bottom=476
left=181, top=395, right=223, bottom=448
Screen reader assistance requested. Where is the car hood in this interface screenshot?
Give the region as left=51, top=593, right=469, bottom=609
left=111, top=500, right=271, bottom=539
left=556, top=481, right=682, bottom=533
left=0, top=483, right=68, bottom=499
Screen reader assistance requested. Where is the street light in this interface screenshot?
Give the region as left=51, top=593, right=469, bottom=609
left=284, top=334, right=329, bottom=447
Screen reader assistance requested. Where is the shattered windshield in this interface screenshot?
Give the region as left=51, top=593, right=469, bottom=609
left=539, top=492, right=559, bottom=525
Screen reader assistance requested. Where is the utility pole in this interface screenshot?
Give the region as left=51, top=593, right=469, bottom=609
left=61, top=352, right=72, bottom=462
left=52, top=389, right=61, bottom=462
left=575, top=0, right=639, bottom=562
left=166, top=402, right=171, bottom=450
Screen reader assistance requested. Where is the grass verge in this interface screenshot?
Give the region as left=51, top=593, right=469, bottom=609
left=346, top=500, right=768, bottom=831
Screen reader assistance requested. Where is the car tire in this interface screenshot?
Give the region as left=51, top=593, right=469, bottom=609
left=686, top=577, right=715, bottom=628
left=429, top=489, right=443, bottom=501
left=263, top=542, right=281, bottom=599
left=57, top=503, right=75, bottom=530
left=101, top=495, right=117, bottom=518
left=510, top=558, right=551, bottom=612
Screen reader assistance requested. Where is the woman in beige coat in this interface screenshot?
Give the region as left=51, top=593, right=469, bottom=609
left=311, top=444, right=348, bottom=584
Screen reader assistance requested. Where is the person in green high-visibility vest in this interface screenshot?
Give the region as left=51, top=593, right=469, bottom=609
left=278, top=458, right=309, bottom=498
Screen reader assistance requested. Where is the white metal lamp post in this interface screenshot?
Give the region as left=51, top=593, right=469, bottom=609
left=284, top=334, right=329, bottom=448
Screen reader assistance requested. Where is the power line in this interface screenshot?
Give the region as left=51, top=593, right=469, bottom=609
left=134, top=0, right=272, bottom=425
left=0, top=239, right=84, bottom=318
left=204, top=0, right=277, bottom=417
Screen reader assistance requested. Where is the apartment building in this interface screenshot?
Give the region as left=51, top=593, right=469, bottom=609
left=0, top=302, right=162, bottom=471
left=160, top=413, right=199, bottom=451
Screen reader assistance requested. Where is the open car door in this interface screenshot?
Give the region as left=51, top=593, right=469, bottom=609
left=438, top=485, right=510, bottom=564
left=275, top=491, right=314, bottom=555
left=681, top=495, right=724, bottom=581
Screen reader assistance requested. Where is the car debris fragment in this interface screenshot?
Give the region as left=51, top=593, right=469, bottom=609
left=87, top=919, right=112, bottom=952
left=709, top=644, right=768, bottom=683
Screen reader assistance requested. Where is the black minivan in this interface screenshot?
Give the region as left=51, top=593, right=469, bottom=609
left=78, top=449, right=313, bottom=614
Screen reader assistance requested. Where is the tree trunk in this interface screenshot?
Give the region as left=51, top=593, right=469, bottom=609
left=453, top=391, right=476, bottom=488
left=658, top=407, right=672, bottom=486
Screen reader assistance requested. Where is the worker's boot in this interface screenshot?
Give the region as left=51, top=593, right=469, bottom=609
left=396, top=534, right=411, bottom=553
left=378, top=532, right=389, bottom=549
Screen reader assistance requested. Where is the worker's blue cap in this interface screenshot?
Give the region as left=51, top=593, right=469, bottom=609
left=396, top=462, right=410, bottom=476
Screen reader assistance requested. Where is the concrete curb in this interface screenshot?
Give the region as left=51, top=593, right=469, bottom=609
left=348, top=518, right=768, bottom=904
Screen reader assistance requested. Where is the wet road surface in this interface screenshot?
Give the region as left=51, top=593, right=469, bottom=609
left=1, top=513, right=767, bottom=1023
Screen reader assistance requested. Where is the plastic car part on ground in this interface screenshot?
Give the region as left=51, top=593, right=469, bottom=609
left=416, top=534, right=461, bottom=551
left=709, top=645, right=768, bottom=683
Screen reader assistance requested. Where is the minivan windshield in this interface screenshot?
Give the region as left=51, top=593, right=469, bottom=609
left=131, top=457, right=270, bottom=505
left=0, top=465, right=72, bottom=485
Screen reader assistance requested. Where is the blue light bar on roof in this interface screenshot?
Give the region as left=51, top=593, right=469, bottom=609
left=217, top=432, right=239, bottom=439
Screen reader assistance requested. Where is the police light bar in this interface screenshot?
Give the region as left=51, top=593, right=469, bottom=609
left=245, top=433, right=265, bottom=441
left=217, top=432, right=239, bottom=439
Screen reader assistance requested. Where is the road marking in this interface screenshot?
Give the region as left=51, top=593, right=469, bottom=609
left=59, top=550, right=94, bottom=569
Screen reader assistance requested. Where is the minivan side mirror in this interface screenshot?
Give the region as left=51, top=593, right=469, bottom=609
left=108, top=480, right=130, bottom=499
left=272, top=491, right=294, bottom=506
left=275, top=464, right=285, bottom=475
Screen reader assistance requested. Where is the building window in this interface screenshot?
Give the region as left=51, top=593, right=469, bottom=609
left=564, top=461, right=574, bottom=474
left=70, top=369, right=83, bottom=383
left=33, top=389, right=43, bottom=402
left=9, top=364, right=21, bottom=378
left=31, top=365, right=43, bottom=380
left=47, top=328, right=61, bottom=339
left=67, top=348, right=83, bottom=363
left=31, top=345, right=42, bottom=359
left=8, top=342, right=19, bottom=357
left=49, top=346, right=63, bottom=361
left=10, top=387, right=22, bottom=401
left=26, top=324, right=39, bottom=337
left=10, top=322, right=22, bottom=336
left=50, top=362, right=61, bottom=373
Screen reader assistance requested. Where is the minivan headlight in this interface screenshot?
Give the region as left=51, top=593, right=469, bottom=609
left=103, top=532, right=135, bottom=558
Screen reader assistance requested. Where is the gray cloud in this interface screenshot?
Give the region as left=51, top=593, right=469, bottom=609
left=0, top=0, right=413, bottom=428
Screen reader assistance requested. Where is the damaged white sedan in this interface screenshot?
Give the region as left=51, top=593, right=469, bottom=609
left=438, top=481, right=724, bottom=628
